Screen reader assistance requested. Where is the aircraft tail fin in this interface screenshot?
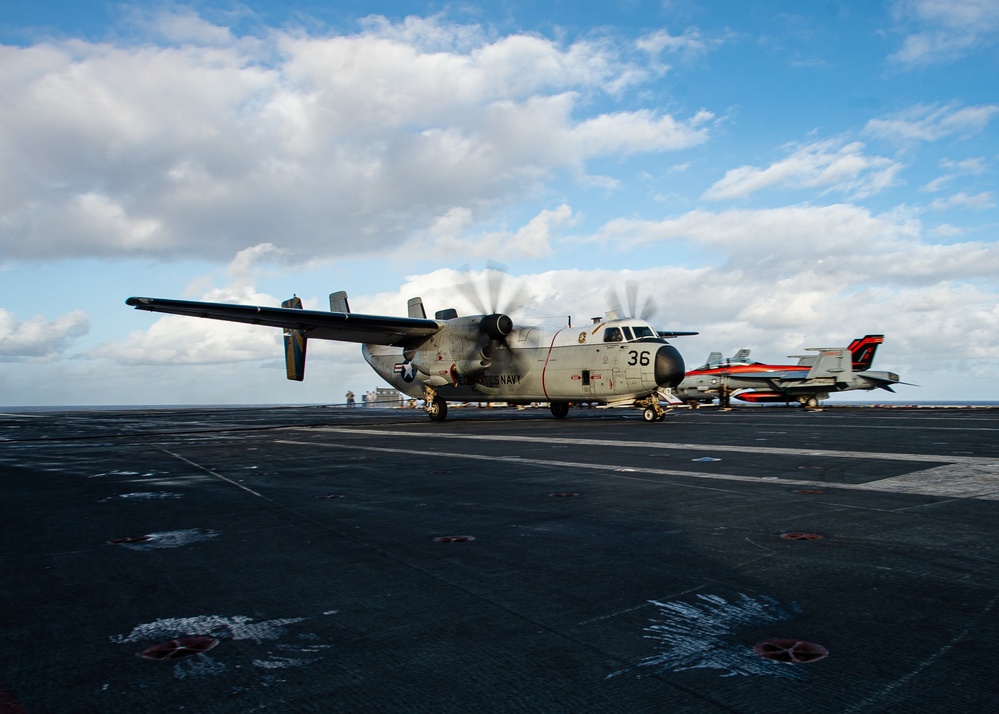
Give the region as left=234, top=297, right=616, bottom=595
left=329, top=291, right=351, bottom=313
left=848, top=334, right=884, bottom=371
left=282, top=296, right=307, bottom=381
left=731, top=348, right=751, bottom=361
left=804, top=348, right=849, bottom=379
left=408, top=297, right=427, bottom=319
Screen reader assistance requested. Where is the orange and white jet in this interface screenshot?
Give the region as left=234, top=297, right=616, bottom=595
left=675, top=335, right=907, bottom=408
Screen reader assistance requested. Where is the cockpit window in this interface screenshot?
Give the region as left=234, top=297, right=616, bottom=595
left=622, top=326, right=634, bottom=341
left=632, top=325, right=655, bottom=339
left=698, top=358, right=728, bottom=370
left=604, top=327, right=623, bottom=342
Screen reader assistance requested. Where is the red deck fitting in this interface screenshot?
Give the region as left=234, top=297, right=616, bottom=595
left=753, top=639, right=828, bottom=663
left=139, top=636, right=218, bottom=661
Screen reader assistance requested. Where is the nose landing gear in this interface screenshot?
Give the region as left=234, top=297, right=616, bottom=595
left=638, top=395, right=666, bottom=422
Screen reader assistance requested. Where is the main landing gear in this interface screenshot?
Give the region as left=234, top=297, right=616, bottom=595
left=423, top=386, right=448, bottom=423
left=550, top=401, right=569, bottom=419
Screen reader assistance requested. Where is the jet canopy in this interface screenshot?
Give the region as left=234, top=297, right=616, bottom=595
left=695, top=355, right=761, bottom=371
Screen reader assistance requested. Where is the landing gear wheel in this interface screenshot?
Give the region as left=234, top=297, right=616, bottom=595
left=426, top=397, right=448, bottom=422
left=802, top=397, right=818, bottom=409
left=643, top=408, right=657, bottom=423
left=550, top=401, right=569, bottom=419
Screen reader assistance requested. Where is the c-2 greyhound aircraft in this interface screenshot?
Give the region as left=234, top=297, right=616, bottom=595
left=674, top=335, right=906, bottom=408
left=126, top=274, right=695, bottom=422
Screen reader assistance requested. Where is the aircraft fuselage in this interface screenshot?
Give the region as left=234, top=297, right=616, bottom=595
left=363, top=321, right=685, bottom=404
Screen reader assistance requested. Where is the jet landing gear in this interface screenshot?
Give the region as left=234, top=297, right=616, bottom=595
left=423, top=386, right=448, bottom=423
left=550, top=401, right=570, bottom=419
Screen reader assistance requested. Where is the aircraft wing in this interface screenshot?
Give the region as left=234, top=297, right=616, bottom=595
left=125, top=297, right=442, bottom=347
left=711, top=371, right=819, bottom=397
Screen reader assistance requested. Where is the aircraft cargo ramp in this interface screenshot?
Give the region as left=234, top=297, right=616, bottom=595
left=1, top=405, right=997, bottom=712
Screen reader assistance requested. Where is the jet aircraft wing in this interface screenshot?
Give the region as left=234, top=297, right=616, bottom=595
left=722, top=370, right=802, bottom=381
left=125, top=297, right=442, bottom=346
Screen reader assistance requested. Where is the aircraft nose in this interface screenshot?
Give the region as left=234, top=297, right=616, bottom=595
left=654, top=344, right=686, bottom=388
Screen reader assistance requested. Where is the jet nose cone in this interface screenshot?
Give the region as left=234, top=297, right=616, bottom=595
left=654, top=344, right=686, bottom=388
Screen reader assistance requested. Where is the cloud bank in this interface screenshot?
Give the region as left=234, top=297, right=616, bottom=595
left=0, top=13, right=712, bottom=263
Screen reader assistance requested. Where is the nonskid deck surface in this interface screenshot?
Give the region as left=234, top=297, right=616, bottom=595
left=1, top=405, right=997, bottom=713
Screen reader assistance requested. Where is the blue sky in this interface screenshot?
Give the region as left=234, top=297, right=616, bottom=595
left=1, top=0, right=997, bottom=405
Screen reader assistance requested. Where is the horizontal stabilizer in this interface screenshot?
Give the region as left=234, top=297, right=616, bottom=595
left=805, top=349, right=849, bottom=379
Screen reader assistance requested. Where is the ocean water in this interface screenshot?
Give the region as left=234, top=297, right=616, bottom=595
left=0, top=403, right=333, bottom=413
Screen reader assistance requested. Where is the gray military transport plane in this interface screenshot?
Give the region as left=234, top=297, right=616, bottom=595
left=126, top=277, right=694, bottom=423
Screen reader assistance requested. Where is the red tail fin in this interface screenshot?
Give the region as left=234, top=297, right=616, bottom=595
left=848, top=335, right=883, bottom=371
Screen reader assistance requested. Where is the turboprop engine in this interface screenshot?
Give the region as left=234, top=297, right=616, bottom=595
left=408, top=312, right=519, bottom=384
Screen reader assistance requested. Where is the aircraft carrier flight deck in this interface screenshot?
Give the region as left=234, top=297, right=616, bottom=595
left=1, top=404, right=997, bottom=713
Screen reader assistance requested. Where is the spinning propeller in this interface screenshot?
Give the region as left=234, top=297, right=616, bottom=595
left=606, top=280, right=659, bottom=321
left=454, top=263, right=533, bottom=377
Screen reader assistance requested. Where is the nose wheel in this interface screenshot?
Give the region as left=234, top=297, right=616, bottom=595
left=642, top=403, right=666, bottom=422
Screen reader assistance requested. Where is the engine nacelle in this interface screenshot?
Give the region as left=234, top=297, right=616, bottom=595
left=480, top=314, right=513, bottom=340
left=452, top=357, right=490, bottom=377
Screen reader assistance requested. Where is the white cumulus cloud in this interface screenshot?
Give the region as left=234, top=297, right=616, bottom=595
left=0, top=308, right=90, bottom=359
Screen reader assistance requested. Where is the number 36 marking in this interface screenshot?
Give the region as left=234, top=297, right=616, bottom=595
left=627, top=350, right=651, bottom=366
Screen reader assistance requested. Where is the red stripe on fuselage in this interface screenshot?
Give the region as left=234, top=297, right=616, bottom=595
left=540, top=329, right=566, bottom=400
